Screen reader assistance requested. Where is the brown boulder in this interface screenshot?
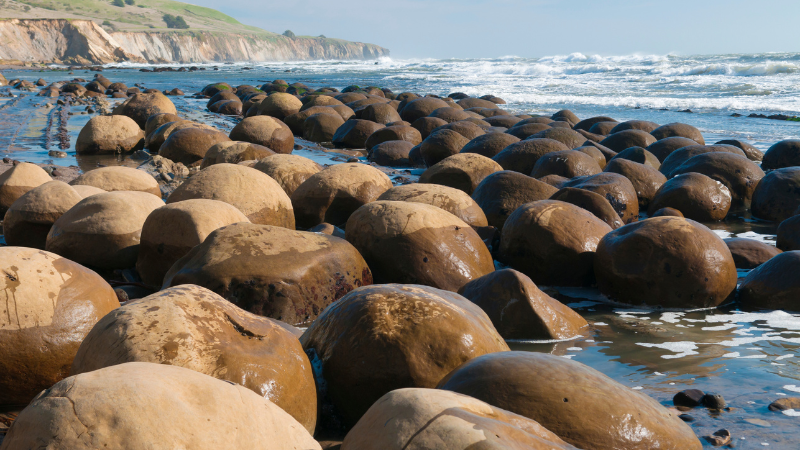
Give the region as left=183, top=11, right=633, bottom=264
left=365, top=125, right=422, bottom=151
left=752, top=168, right=800, bottom=222
left=252, top=154, right=322, bottom=196
left=595, top=216, right=737, bottom=307
left=599, top=129, right=657, bottom=152
left=651, top=122, right=705, bottom=145
left=300, top=94, right=344, bottom=111
left=164, top=223, right=371, bottom=325
left=564, top=172, right=640, bottom=223
left=438, top=352, right=703, bottom=450
left=229, top=116, right=294, bottom=154
left=284, top=106, right=342, bottom=135
left=332, top=119, right=385, bottom=148
left=291, top=163, right=392, bottom=228
left=739, top=251, right=800, bottom=310
left=550, top=187, right=624, bottom=229
left=604, top=158, right=667, bottom=208
left=573, top=116, right=616, bottom=131
left=200, top=141, right=276, bottom=168
left=258, top=92, right=303, bottom=119
left=530, top=149, right=602, bottom=178
left=716, top=139, right=763, bottom=162
left=300, top=284, right=509, bottom=426
left=377, top=183, right=487, bottom=227
left=368, top=140, right=415, bottom=166
left=492, top=138, right=569, bottom=174
left=345, top=201, right=494, bottom=290
left=71, top=285, right=317, bottom=433
left=159, top=127, right=231, bottom=166
left=460, top=132, right=520, bottom=158
left=647, top=136, right=699, bottom=162
left=113, top=92, right=177, bottom=129
left=136, top=199, right=250, bottom=287
left=145, top=120, right=214, bottom=154
left=45, top=191, right=164, bottom=270
left=420, top=129, right=471, bottom=166
left=432, top=120, right=486, bottom=140
left=648, top=172, right=732, bottom=222
left=472, top=171, right=558, bottom=230
left=609, top=120, right=659, bottom=134
left=659, top=144, right=745, bottom=177
left=609, top=146, right=661, bottom=169
left=527, top=127, right=586, bottom=149
left=0, top=163, right=52, bottom=216
left=762, top=139, right=800, bottom=170
left=0, top=247, right=119, bottom=406
left=671, top=152, right=764, bottom=207
left=2, top=181, right=83, bottom=249
left=724, top=237, right=781, bottom=269
left=577, top=145, right=608, bottom=169
left=76, top=115, right=145, bottom=155
left=144, top=112, right=181, bottom=141
left=400, top=97, right=450, bottom=123
left=484, top=115, right=523, bottom=128
left=69, top=166, right=160, bottom=197
left=651, top=207, right=684, bottom=218
left=419, top=153, right=502, bottom=195
left=303, top=112, right=345, bottom=142
left=361, top=102, right=401, bottom=124
left=458, top=269, right=587, bottom=339
left=411, top=116, right=449, bottom=140
left=778, top=215, right=800, bottom=251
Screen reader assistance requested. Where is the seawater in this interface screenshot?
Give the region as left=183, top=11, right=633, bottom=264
left=2, top=52, right=800, bottom=448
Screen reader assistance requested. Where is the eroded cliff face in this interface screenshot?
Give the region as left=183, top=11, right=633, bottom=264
left=0, top=19, right=388, bottom=64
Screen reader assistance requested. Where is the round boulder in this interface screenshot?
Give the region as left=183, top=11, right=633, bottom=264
left=530, top=149, right=602, bottom=179
left=751, top=168, right=800, bottom=222
left=252, top=154, right=322, bottom=197
left=527, top=128, right=586, bottom=149
left=670, top=152, right=764, bottom=207
left=200, top=141, right=276, bottom=168
left=378, top=183, right=488, bottom=227
left=563, top=172, right=640, bottom=223
left=69, top=166, right=160, bottom=197
left=258, top=92, right=303, bottom=120
left=332, top=119, right=385, bottom=148
left=368, top=140, right=415, bottom=166
left=76, top=115, right=145, bottom=155
left=724, top=237, right=782, bottom=269
left=647, top=136, right=698, bottom=162
left=609, top=146, right=660, bottom=169
left=762, top=139, right=800, bottom=170
left=113, top=92, right=177, bottom=129
left=492, top=138, right=569, bottom=174
left=471, top=171, right=558, bottom=230
left=599, top=129, right=657, bottom=152
left=0, top=162, right=52, bottom=216
left=361, top=102, right=401, bottom=124
left=550, top=187, right=624, bottom=229
left=604, top=158, right=667, bottom=209
left=651, top=122, right=705, bottom=144
left=739, top=251, right=800, bottom=310
left=716, top=139, right=763, bottom=162
left=2, top=181, right=83, bottom=249
left=419, top=153, right=502, bottom=195
left=648, top=172, right=732, bottom=222
left=777, top=215, right=800, bottom=251
left=460, top=132, right=520, bottom=158
left=229, top=116, right=294, bottom=154
left=400, top=97, right=450, bottom=123
left=365, top=125, right=422, bottom=151
left=159, top=127, right=231, bottom=166
left=302, top=112, right=345, bottom=143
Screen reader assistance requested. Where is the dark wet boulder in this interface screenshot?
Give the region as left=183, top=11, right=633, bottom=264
left=484, top=115, right=523, bottom=128
left=492, top=138, right=569, bottom=174
left=651, top=122, right=705, bottom=145
left=595, top=216, right=737, bottom=307
left=332, top=119, right=385, bottom=148
left=599, top=129, right=657, bottom=152
left=530, top=149, right=602, bottom=179
left=433, top=120, right=487, bottom=140
left=401, top=97, right=450, bottom=123
left=647, top=136, right=699, bottom=162
left=285, top=107, right=344, bottom=135
left=564, top=172, right=640, bottom=223
left=458, top=269, right=588, bottom=340
left=472, top=171, right=558, bottom=230
left=762, top=139, right=800, bottom=170
left=551, top=110, right=580, bottom=125
left=163, top=223, right=371, bottom=325
left=659, top=144, right=746, bottom=178
left=206, top=91, right=239, bottom=109
left=671, top=152, right=764, bottom=207
left=365, top=125, right=422, bottom=151
left=651, top=207, right=684, bottom=218
left=576, top=145, right=607, bottom=169
left=159, top=127, right=231, bottom=166
left=457, top=98, right=499, bottom=110
left=460, top=132, right=520, bottom=158
left=345, top=201, right=494, bottom=290
left=506, top=123, right=552, bottom=139
left=777, top=215, right=800, bottom=251
left=550, top=187, right=624, bottom=229
left=739, top=251, right=800, bottom=310
left=751, top=168, right=800, bottom=222
left=378, top=183, right=488, bottom=227
left=609, top=146, right=660, bottom=170
left=716, top=139, right=763, bottom=162
left=228, top=116, right=294, bottom=154
left=648, top=172, right=732, bottom=222
left=498, top=200, right=612, bottom=286
left=437, top=352, right=703, bottom=450
left=419, top=153, right=502, bottom=195
left=428, top=107, right=471, bottom=123
left=573, top=116, right=617, bottom=131
left=420, top=129, right=471, bottom=166
left=302, top=112, right=345, bottom=143
left=604, top=158, right=667, bottom=209
left=587, top=121, right=619, bottom=135
left=361, top=102, right=402, bottom=124
left=527, top=128, right=586, bottom=149
left=299, top=284, right=509, bottom=426
left=411, top=116, right=449, bottom=140
left=610, top=120, right=660, bottom=134
left=368, top=140, right=415, bottom=166
left=724, top=237, right=782, bottom=269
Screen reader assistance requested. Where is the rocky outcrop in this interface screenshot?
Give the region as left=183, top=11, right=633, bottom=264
left=0, top=19, right=389, bottom=64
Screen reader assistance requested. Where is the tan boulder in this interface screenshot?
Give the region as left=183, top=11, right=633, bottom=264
left=550, top=187, right=624, bottom=229
left=253, top=154, right=323, bottom=197
left=163, top=223, right=372, bottom=325
left=2, top=181, right=83, bottom=249
left=0, top=247, right=119, bottom=407
left=113, top=92, right=177, bottom=129
left=291, top=163, right=392, bottom=228
left=158, top=127, right=231, bottom=166
left=71, top=185, right=106, bottom=197
left=71, top=285, right=317, bottom=434
left=739, top=251, right=800, bottom=310
left=419, top=153, right=502, bottom=195
left=70, top=166, right=161, bottom=197
left=229, top=116, right=294, bottom=154
left=1, top=362, right=320, bottom=450
left=284, top=106, right=342, bottom=135
left=300, top=284, right=509, bottom=426
left=144, top=112, right=182, bottom=140
left=200, top=141, right=276, bottom=168
left=136, top=199, right=250, bottom=287
left=461, top=132, right=520, bottom=158
left=303, top=112, right=345, bottom=142
left=345, top=201, right=494, bottom=290
left=0, top=162, right=52, bottom=215
left=648, top=172, right=732, bottom=222
left=377, top=183, right=488, bottom=227
left=76, top=115, right=145, bottom=155
left=563, top=172, right=640, bottom=223
left=438, top=352, right=703, bottom=450
left=332, top=119, right=385, bottom=148
left=145, top=120, right=214, bottom=154
left=361, top=102, right=402, bottom=124
left=258, top=92, right=303, bottom=119
left=342, top=388, right=577, bottom=450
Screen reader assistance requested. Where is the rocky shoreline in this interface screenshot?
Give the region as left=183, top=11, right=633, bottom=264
left=0, top=69, right=799, bottom=449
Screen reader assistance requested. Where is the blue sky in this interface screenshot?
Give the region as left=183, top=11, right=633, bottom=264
left=188, top=0, right=799, bottom=59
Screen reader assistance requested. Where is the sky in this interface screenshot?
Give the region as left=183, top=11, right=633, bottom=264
left=187, top=0, right=800, bottom=59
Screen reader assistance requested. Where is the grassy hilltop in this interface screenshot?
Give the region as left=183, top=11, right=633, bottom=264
left=0, top=0, right=281, bottom=35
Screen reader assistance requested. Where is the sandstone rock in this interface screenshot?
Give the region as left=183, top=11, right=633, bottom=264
left=609, top=146, right=661, bottom=169
left=342, top=388, right=576, bottom=450
left=71, top=285, right=317, bottom=433
left=291, top=163, right=392, bottom=228
left=368, top=140, right=415, bottom=166
left=647, top=136, right=699, bottom=162
left=648, top=172, right=732, bottom=222
left=144, top=113, right=182, bottom=141
left=252, top=154, right=323, bottom=197
left=530, top=149, right=602, bottom=178
left=163, top=223, right=371, bottom=325
left=539, top=174, right=570, bottom=188
left=551, top=110, right=581, bottom=125
left=739, top=251, right=800, bottom=310
left=610, top=120, right=660, bottom=134
left=588, top=121, right=619, bottom=135
left=401, top=97, right=450, bottom=123
left=498, top=200, right=612, bottom=286
left=284, top=106, right=342, bottom=135
left=751, top=168, right=800, bottom=222
left=411, top=116, right=449, bottom=140
left=303, top=112, right=345, bottom=143
left=563, top=172, right=640, bottom=223
left=0, top=247, right=119, bottom=407
left=113, top=92, right=177, bottom=129
left=716, top=139, right=763, bottom=162
left=0, top=163, right=52, bottom=215
left=604, top=158, right=667, bottom=208
left=332, top=119, right=385, bottom=148
left=595, top=216, right=737, bottom=307
left=201, top=141, right=276, bottom=168
left=300, top=94, right=344, bottom=111
left=229, top=116, right=294, bottom=154
left=471, top=171, right=558, bottom=230
left=1, top=362, right=320, bottom=450
left=506, top=123, right=551, bottom=139
left=670, top=152, right=764, bottom=207
left=762, top=139, right=800, bottom=170
left=419, top=153, right=502, bottom=195
left=484, top=115, right=523, bottom=128
left=651, top=122, right=705, bottom=145
left=258, top=92, right=303, bottom=119
left=346, top=201, right=494, bottom=290
left=432, top=120, right=486, bottom=140
left=300, top=284, right=509, bottom=425
left=458, top=269, right=587, bottom=339
left=777, top=215, right=800, bottom=251
left=577, top=145, right=608, bottom=169
left=651, top=207, right=684, bottom=218
left=492, top=138, right=569, bottom=174
left=136, top=199, right=250, bottom=287
left=550, top=187, right=624, bottom=229
left=145, top=120, right=213, bottom=154
left=76, top=115, right=145, bottom=155
left=457, top=98, right=499, bottom=110
left=724, top=237, right=781, bottom=269
left=378, top=183, right=487, bottom=227
left=159, top=127, right=231, bottom=166
left=2, top=181, right=83, bottom=249
left=527, top=128, right=586, bottom=149
left=359, top=102, right=401, bottom=124
left=167, top=164, right=294, bottom=228
left=437, top=352, right=703, bottom=450
left=659, top=144, right=746, bottom=178
left=599, top=129, right=657, bottom=152
left=460, top=132, right=520, bottom=158
left=573, top=116, right=617, bottom=131
left=70, top=166, right=160, bottom=197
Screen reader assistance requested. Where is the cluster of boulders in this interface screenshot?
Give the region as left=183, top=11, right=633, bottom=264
left=2, top=78, right=800, bottom=449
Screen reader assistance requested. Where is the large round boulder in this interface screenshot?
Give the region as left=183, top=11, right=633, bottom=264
left=498, top=200, right=612, bottom=286
left=113, top=92, right=177, bottom=129
left=145, top=120, right=214, bottom=154
left=69, top=166, right=160, bottom=197
left=45, top=191, right=164, bottom=270
left=2, top=180, right=83, bottom=249
left=1, top=362, right=320, bottom=450
left=492, top=138, right=569, bottom=174
left=229, top=116, right=294, bottom=154
left=361, top=102, right=402, bottom=124
left=506, top=123, right=551, bottom=139
left=419, top=153, right=502, bottom=195
left=437, top=352, right=703, bottom=450
left=670, top=152, right=764, bottom=207
left=527, top=128, right=586, bottom=149
left=0, top=247, right=119, bottom=407
left=550, top=187, right=624, bottom=229
left=365, top=125, right=422, bottom=151
left=343, top=388, right=576, bottom=450
left=739, top=251, right=800, bottom=310
left=778, top=215, right=800, bottom=251
left=368, top=140, right=415, bottom=166
left=0, top=162, right=52, bottom=216
left=144, top=112, right=182, bottom=141
left=378, top=183, right=487, bottom=227
left=136, top=199, right=250, bottom=287
left=610, top=119, right=660, bottom=134
left=594, top=216, right=737, bottom=307
left=163, top=223, right=372, bottom=325
left=345, top=201, right=494, bottom=290
left=200, top=141, right=276, bottom=168
left=76, top=115, right=145, bottom=155
left=751, top=167, right=800, bottom=222
left=252, top=154, right=323, bottom=196
left=303, top=112, right=345, bottom=143
left=716, top=139, right=764, bottom=162
left=471, top=171, right=558, bottom=230
left=300, top=284, right=509, bottom=426
left=291, top=163, right=392, bottom=228
left=257, top=92, right=303, bottom=119
left=650, top=122, right=705, bottom=145
left=647, top=136, right=699, bottom=162
left=419, top=129, right=471, bottom=166
left=563, top=172, right=640, bottom=223
left=412, top=116, right=449, bottom=140
left=573, top=115, right=616, bottom=131
left=284, top=106, right=342, bottom=134
left=460, top=132, right=520, bottom=158
left=400, top=97, right=450, bottom=123
left=159, top=127, right=231, bottom=166
left=530, top=149, right=602, bottom=178
left=332, top=119, right=385, bottom=148
left=762, top=139, right=800, bottom=170
left=167, top=164, right=294, bottom=228
left=604, top=158, right=667, bottom=208
left=659, top=144, right=745, bottom=178
left=458, top=269, right=587, bottom=340
left=648, top=172, right=732, bottom=222
left=599, top=129, right=657, bottom=152
left=71, top=285, right=317, bottom=433
left=609, top=146, right=660, bottom=169
left=724, top=237, right=782, bottom=269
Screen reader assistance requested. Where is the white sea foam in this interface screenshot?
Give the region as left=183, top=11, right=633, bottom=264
left=637, top=341, right=699, bottom=359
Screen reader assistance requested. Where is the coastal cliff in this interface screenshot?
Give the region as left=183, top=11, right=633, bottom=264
left=0, top=19, right=389, bottom=64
